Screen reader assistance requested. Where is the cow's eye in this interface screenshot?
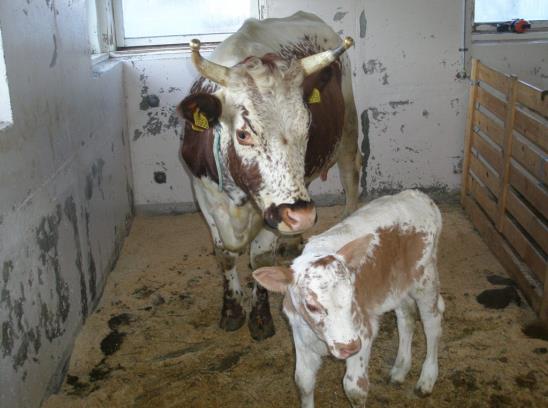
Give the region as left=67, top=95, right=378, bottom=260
left=236, top=130, right=253, bottom=145
left=306, top=302, right=320, bottom=313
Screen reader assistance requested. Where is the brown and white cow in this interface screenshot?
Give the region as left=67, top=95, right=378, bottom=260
left=254, top=190, right=444, bottom=407
left=177, top=12, right=361, bottom=340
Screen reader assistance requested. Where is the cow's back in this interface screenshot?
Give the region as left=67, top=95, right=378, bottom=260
left=211, top=12, right=344, bottom=66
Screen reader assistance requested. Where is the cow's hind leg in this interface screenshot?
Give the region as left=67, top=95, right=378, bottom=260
left=215, top=247, right=246, bottom=331
left=248, top=229, right=279, bottom=340
left=390, top=296, right=416, bottom=384
left=413, top=266, right=444, bottom=396
left=337, top=103, right=361, bottom=217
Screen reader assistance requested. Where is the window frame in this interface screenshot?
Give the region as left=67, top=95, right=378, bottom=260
left=111, top=0, right=265, bottom=49
left=0, top=25, right=13, bottom=129
left=88, top=0, right=116, bottom=63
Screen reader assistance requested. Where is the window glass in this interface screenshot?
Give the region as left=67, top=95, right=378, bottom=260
left=475, top=0, right=548, bottom=23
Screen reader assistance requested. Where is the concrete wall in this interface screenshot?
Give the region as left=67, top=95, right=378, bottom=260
left=0, top=2, right=133, bottom=407
left=125, top=0, right=469, bottom=213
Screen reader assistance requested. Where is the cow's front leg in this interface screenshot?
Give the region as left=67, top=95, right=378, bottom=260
left=214, top=247, right=246, bottom=331
left=343, top=336, right=374, bottom=408
left=248, top=228, right=278, bottom=340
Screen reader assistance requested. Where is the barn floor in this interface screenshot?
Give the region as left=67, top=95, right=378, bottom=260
left=43, top=203, right=547, bottom=408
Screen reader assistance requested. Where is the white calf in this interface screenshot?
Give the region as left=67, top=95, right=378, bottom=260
left=253, top=190, right=444, bottom=407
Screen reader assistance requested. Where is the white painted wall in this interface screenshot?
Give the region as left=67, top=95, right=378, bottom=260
left=471, top=40, right=548, bottom=89
left=125, top=0, right=470, bottom=213
left=0, top=2, right=132, bottom=407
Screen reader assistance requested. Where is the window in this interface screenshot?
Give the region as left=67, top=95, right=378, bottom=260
left=474, top=0, right=548, bottom=25
left=88, top=0, right=116, bottom=61
left=0, top=27, right=13, bottom=128
left=113, top=0, right=261, bottom=47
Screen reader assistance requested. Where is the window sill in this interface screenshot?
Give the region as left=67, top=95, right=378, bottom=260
left=109, top=43, right=217, bottom=60
left=472, top=30, right=548, bottom=44
left=0, top=121, right=13, bottom=132
left=91, top=52, right=110, bottom=65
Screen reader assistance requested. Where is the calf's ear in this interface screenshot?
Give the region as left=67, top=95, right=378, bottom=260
left=337, top=234, right=374, bottom=270
left=177, top=93, right=222, bottom=129
left=253, top=266, right=294, bottom=293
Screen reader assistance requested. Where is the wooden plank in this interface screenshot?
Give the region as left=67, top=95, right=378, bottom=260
left=516, top=80, right=548, bottom=118
left=509, top=163, right=548, bottom=220
left=477, top=86, right=507, bottom=121
left=461, top=59, right=480, bottom=204
left=474, top=109, right=504, bottom=147
left=541, top=271, right=548, bottom=324
left=511, top=136, right=548, bottom=185
left=514, top=110, right=548, bottom=153
left=468, top=175, right=497, bottom=222
left=470, top=154, right=500, bottom=198
left=501, top=216, right=546, bottom=283
left=506, top=189, right=548, bottom=254
left=478, top=62, right=510, bottom=95
left=496, top=75, right=518, bottom=231
left=463, top=195, right=541, bottom=313
left=472, top=131, right=503, bottom=174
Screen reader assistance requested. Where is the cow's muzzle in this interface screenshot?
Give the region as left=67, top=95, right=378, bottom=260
left=264, top=200, right=317, bottom=234
left=332, top=337, right=362, bottom=360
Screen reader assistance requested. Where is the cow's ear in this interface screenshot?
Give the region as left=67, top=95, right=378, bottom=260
left=177, top=93, right=222, bottom=129
left=303, top=65, right=334, bottom=101
left=337, top=234, right=374, bottom=271
left=253, top=266, right=294, bottom=293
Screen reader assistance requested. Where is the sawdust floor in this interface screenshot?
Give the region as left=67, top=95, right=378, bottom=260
left=43, top=204, right=548, bottom=408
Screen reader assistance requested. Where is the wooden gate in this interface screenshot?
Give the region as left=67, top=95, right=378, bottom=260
left=461, top=59, right=547, bottom=323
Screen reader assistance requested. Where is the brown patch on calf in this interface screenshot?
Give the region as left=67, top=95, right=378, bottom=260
left=347, top=227, right=427, bottom=314
left=311, top=255, right=337, bottom=268
left=357, top=376, right=369, bottom=392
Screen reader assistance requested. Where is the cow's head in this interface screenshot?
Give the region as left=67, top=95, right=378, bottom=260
left=253, top=235, right=373, bottom=359
left=178, top=38, right=353, bottom=235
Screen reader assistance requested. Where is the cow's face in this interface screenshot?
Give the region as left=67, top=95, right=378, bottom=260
left=180, top=57, right=328, bottom=234
left=253, top=253, right=362, bottom=360
left=179, top=37, right=353, bottom=234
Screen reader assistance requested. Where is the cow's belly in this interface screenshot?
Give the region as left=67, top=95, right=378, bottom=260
left=193, top=177, right=263, bottom=252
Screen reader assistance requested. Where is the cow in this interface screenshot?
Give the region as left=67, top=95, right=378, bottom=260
left=253, top=190, right=444, bottom=407
left=177, top=11, right=361, bottom=340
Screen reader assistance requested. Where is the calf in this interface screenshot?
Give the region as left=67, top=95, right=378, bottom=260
left=253, top=190, right=444, bottom=407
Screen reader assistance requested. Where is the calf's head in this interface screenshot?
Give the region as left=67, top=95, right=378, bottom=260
left=253, top=235, right=373, bottom=359
left=178, top=38, right=353, bottom=235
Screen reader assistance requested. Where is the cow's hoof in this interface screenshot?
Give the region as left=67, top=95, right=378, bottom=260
left=248, top=313, right=275, bottom=341
left=219, top=312, right=246, bottom=332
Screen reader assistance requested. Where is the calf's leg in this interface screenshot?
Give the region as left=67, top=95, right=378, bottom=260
left=390, top=296, right=416, bottom=383
left=343, top=336, right=373, bottom=408
left=414, top=267, right=444, bottom=396
left=293, top=329, right=324, bottom=408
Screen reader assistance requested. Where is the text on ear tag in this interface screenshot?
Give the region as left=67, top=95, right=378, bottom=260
left=192, top=108, right=209, bottom=131
left=308, top=88, right=321, bottom=104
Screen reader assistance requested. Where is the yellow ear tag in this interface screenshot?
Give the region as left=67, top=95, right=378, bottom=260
left=192, top=108, right=209, bottom=131
left=308, top=88, right=321, bottom=104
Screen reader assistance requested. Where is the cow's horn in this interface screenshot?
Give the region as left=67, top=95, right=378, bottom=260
left=190, top=39, right=229, bottom=86
left=299, top=36, right=354, bottom=76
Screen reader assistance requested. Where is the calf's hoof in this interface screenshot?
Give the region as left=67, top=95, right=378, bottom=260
left=248, top=310, right=275, bottom=341
left=413, top=384, right=433, bottom=398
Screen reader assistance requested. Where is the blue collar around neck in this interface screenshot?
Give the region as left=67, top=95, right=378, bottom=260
left=213, top=125, right=223, bottom=192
